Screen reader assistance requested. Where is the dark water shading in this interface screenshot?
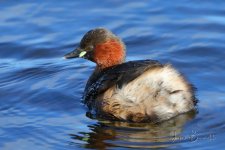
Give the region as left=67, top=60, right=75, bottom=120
left=1, top=0, right=225, bottom=149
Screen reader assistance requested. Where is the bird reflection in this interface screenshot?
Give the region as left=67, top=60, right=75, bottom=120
left=70, top=110, right=196, bottom=149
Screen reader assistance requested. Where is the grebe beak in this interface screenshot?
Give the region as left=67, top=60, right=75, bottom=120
left=64, top=48, right=86, bottom=59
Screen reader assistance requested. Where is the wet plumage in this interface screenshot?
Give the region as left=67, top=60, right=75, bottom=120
left=64, top=28, right=197, bottom=123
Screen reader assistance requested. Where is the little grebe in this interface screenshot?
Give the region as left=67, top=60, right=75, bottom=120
left=64, top=28, right=197, bottom=123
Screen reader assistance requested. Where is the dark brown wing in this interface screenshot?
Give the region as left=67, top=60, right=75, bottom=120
left=83, top=60, right=162, bottom=105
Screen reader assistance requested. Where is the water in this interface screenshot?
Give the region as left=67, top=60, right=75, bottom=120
left=0, top=0, right=225, bottom=149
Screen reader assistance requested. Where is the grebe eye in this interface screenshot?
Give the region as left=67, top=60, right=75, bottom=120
left=86, top=45, right=94, bottom=51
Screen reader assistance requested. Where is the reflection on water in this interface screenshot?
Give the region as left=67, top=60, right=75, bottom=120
left=0, top=0, right=225, bottom=149
left=71, top=111, right=196, bottom=149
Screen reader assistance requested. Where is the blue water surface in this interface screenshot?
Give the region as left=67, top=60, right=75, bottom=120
left=0, top=0, right=225, bottom=149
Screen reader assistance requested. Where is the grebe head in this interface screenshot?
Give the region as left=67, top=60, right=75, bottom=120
left=64, top=28, right=126, bottom=69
